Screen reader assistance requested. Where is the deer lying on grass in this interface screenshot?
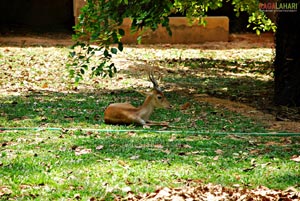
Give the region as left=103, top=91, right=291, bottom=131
left=104, top=73, right=171, bottom=127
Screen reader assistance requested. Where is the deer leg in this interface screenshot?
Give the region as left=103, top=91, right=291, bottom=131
left=146, top=120, right=169, bottom=126
left=132, top=117, right=146, bottom=126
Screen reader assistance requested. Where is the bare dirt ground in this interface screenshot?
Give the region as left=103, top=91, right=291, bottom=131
left=1, top=32, right=300, bottom=133
left=0, top=33, right=73, bottom=47
left=195, top=95, right=300, bottom=133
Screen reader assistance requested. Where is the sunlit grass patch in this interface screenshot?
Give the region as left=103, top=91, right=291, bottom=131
left=0, top=130, right=299, bottom=200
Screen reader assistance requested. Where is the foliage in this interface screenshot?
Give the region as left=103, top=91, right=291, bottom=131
left=248, top=12, right=277, bottom=35
left=69, top=0, right=173, bottom=83
left=67, top=42, right=119, bottom=83
left=69, top=0, right=276, bottom=83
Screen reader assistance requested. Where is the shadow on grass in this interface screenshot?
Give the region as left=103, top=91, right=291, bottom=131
left=0, top=87, right=268, bottom=132
left=163, top=57, right=274, bottom=105
left=124, top=58, right=273, bottom=102
left=0, top=90, right=145, bottom=128
left=122, top=57, right=275, bottom=114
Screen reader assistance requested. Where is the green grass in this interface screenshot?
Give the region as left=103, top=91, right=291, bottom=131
left=1, top=130, right=299, bottom=200
left=0, top=90, right=266, bottom=132
left=0, top=45, right=299, bottom=200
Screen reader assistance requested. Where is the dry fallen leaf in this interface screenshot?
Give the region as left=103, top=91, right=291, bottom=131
left=154, top=144, right=164, bottom=149
left=215, top=149, right=223, bottom=155
left=88, top=197, right=97, bottom=201
left=118, top=160, right=129, bottom=168
left=127, top=131, right=136, bottom=137
left=96, top=145, right=104, bottom=150
left=0, top=186, right=12, bottom=196
left=41, top=83, right=48, bottom=88
left=121, top=181, right=300, bottom=201
left=290, top=155, right=300, bottom=162
left=213, top=156, right=219, bottom=161
left=130, top=155, right=140, bottom=160
left=155, top=187, right=172, bottom=198
left=183, top=144, right=192, bottom=149
left=122, top=186, right=132, bottom=193
left=180, top=102, right=191, bottom=110
left=168, top=134, right=177, bottom=142
left=74, top=193, right=80, bottom=199
left=75, top=147, right=92, bottom=156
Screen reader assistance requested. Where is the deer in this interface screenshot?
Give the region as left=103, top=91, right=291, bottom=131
left=104, top=72, right=171, bottom=127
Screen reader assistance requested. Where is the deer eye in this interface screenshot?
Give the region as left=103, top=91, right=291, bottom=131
left=157, top=95, right=162, bottom=100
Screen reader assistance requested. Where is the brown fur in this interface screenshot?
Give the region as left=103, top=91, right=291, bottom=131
left=104, top=90, right=170, bottom=125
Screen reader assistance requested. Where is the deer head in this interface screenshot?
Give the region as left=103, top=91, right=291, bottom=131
left=148, top=72, right=171, bottom=109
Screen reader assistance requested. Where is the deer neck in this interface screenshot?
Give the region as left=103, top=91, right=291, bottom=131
left=137, top=95, right=155, bottom=121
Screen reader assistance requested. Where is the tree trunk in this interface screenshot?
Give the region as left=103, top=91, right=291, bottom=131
left=274, top=1, right=300, bottom=106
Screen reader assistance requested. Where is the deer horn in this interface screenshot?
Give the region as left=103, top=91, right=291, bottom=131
left=149, top=72, right=162, bottom=91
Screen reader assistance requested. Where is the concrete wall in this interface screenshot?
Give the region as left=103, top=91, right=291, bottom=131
left=120, top=17, right=229, bottom=44
left=73, top=0, right=86, bottom=25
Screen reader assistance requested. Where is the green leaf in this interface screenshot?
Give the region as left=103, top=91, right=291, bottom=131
left=112, top=31, right=119, bottom=43
left=87, top=47, right=94, bottom=54
left=75, top=76, right=81, bottom=84
left=256, top=29, right=261, bottom=35
left=111, top=47, right=118, bottom=54
left=81, top=64, right=88, bottom=70
left=104, top=49, right=109, bottom=57
left=137, top=35, right=142, bottom=44
left=118, top=28, right=125, bottom=36
left=69, top=69, right=75, bottom=78
left=118, top=42, right=123, bottom=51
left=69, top=51, right=76, bottom=58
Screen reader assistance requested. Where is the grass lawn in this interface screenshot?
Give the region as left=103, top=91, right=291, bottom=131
left=0, top=42, right=299, bottom=200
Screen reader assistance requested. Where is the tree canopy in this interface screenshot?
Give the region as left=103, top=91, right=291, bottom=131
left=68, top=0, right=276, bottom=82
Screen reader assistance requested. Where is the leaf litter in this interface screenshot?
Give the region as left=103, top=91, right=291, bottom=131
left=121, top=181, right=300, bottom=201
